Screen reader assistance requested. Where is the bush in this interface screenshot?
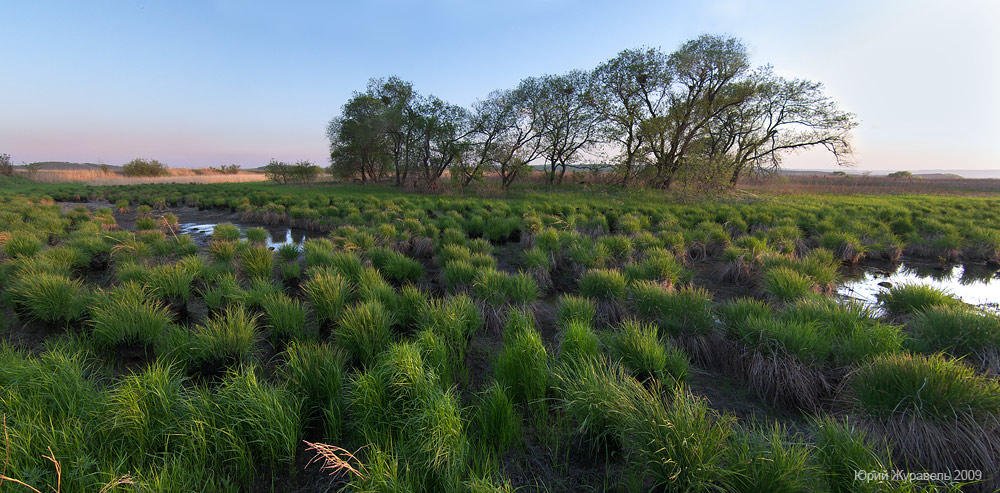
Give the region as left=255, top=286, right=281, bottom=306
left=264, top=159, right=322, bottom=184
left=122, top=158, right=169, bottom=177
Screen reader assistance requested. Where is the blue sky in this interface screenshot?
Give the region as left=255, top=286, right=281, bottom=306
left=1, top=0, right=998, bottom=171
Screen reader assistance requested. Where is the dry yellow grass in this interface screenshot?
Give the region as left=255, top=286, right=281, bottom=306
left=22, top=169, right=268, bottom=185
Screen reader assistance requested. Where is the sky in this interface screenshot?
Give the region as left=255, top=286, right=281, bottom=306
left=1, top=0, right=998, bottom=171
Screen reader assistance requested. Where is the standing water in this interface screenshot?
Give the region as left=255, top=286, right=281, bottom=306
left=838, top=259, right=1000, bottom=310
left=178, top=222, right=314, bottom=249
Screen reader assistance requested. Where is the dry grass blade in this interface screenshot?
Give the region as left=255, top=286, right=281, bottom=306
left=304, top=441, right=367, bottom=479
left=98, top=474, right=135, bottom=493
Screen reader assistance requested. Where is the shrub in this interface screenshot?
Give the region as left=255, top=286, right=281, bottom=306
left=90, top=282, right=173, bottom=348
left=338, top=300, right=394, bottom=367
left=122, top=158, right=169, bottom=177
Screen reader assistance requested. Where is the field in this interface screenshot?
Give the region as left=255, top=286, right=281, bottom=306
left=1, top=177, right=999, bottom=491
left=20, top=168, right=269, bottom=186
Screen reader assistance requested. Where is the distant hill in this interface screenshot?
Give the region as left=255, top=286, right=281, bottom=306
left=18, top=161, right=123, bottom=171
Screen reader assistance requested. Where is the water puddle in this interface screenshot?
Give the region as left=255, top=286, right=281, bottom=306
left=178, top=222, right=315, bottom=249
left=838, top=259, right=1000, bottom=310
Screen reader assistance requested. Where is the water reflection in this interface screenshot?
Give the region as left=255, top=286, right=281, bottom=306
left=838, top=259, right=1000, bottom=308
left=178, top=222, right=312, bottom=249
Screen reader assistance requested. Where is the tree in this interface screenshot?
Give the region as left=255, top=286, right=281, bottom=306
left=591, top=47, right=670, bottom=186
left=0, top=154, right=13, bottom=177
left=409, top=95, right=469, bottom=187
left=888, top=170, right=913, bottom=179
left=327, top=93, right=392, bottom=183
left=533, top=71, right=600, bottom=185
left=121, top=158, right=169, bottom=177
left=465, top=83, right=543, bottom=189
left=639, top=35, right=753, bottom=189
left=703, top=68, right=857, bottom=185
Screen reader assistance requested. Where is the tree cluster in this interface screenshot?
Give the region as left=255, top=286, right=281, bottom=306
left=327, top=35, right=858, bottom=190
left=209, top=164, right=242, bottom=175
left=121, top=158, right=169, bottom=177
left=0, top=154, right=12, bottom=177
left=263, top=160, right=322, bottom=184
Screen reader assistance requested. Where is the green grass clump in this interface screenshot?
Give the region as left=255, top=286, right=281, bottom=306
left=628, top=282, right=715, bottom=336
left=850, top=352, right=1000, bottom=420
left=553, top=358, right=733, bottom=490
left=338, top=300, right=395, bottom=367
left=443, top=260, right=478, bottom=292
left=876, top=283, right=963, bottom=317
left=728, top=312, right=833, bottom=363
left=209, top=240, right=238, bottom=264
left=578, top=268, right=627, bottom=300
left=375, top=249, right=424, bottom=284
left=185, top=305, right=261, bottom=368
left=624, top=248, right=686, bottom=285
left=212, top=223, right=241, bottom=242
left=814, top=418, right=897, bottom=493
left=3, top=231, right=42, bottom=258
left=909, top=305, right=1000, bottom=358
left=135, top=216, right=158, bottom=230
left=210, top=367, right=301, bottom=475
left=556, top=294, right=596, bottom=326
left=303, top=269, right=350, bottom=327
left=100, top=361, right=187, bottom=458
left=505, top=271, right=538, bottom=304
left=494, top=309, right=549, bottom=409
left=604, top=319, right=689, bottom=384
left=146, top=261, right=197, bottom=302
left=90, top=282, right=173, bottom=348
left=439, top=243, right=472, bottom=263
left=762, top=266, right=816, bottom=303
left=472, top=383, right=520, bottom=454
left=240, top=244, right=274, bottom=280
left=245, top=226, right=269, bottom=243
left=728, top=425, right=818, bottom=492
left=276, top=242, right=300, bottom=262
left=5, top=270, right=90, bottom=323
left=261, top=293, right=309, bottom=342
left=284, top=341, right=346, bottom=439
left=559, top=320, right=601, bottom=362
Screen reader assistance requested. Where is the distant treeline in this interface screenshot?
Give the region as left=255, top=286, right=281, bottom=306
left=326, top=34, right=857, bottom=190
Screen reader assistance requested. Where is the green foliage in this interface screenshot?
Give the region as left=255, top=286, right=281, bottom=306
left=303, top=269, right=350, bottom=326
left=183, top=305, right=261, bottom=368
left=578, top=268, right=627, bottom=300
left=876, top=283, right=963, bottom=317
left=604, top=319, right=689, bottom=384
left=850, top=352, right=1000, bottom=420
left=472, top=383, right=520, bottom=454
left=90, top=282, right=173, bottom=348
left=122, top=158, right=169, bottom=177
left=908, top=304, right=1000, bottom=357
left=338, top=300, right=395, bottom=367
left=6, top=270, right=90, bottom=323
left=3, top=231, right=42, bottom=258
left=284, top=341, right=346, bottom=439
left=494, top=309, right=549, bottom=408
left=629, top=282, right=715, bottom=336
